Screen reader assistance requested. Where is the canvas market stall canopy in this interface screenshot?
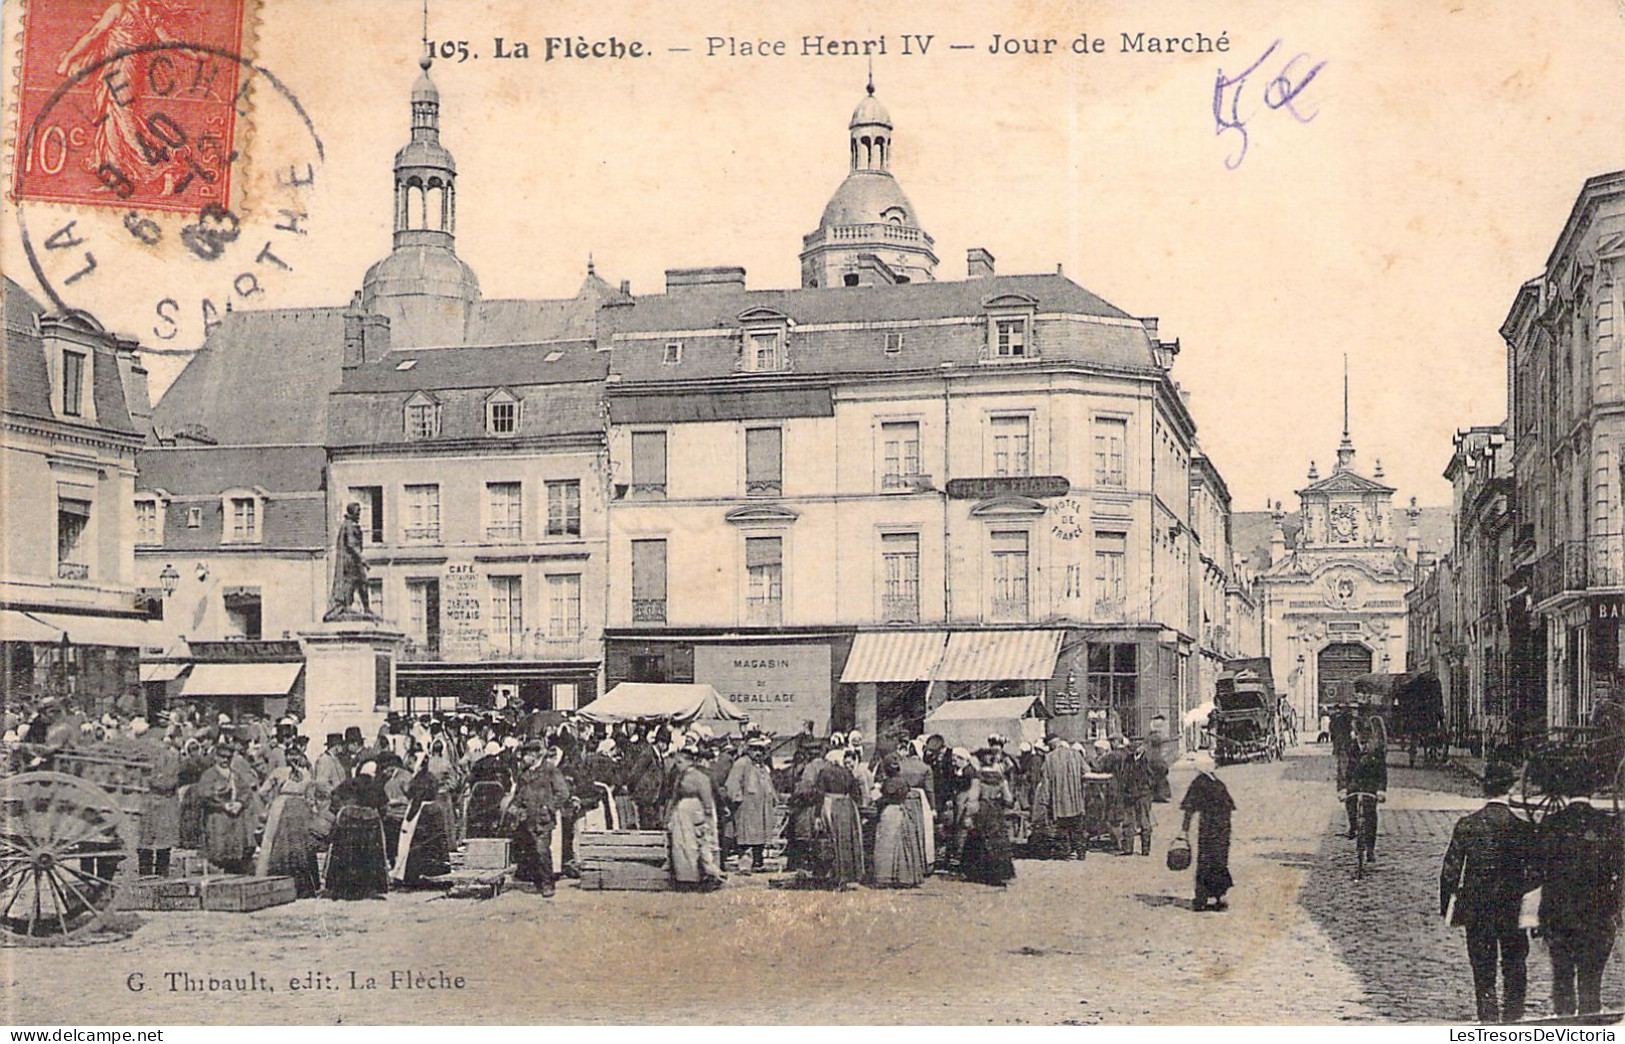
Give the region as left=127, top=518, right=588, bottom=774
left=924, top=695, right=1051, bottom=751
left=578, top=683, right=749, bottom=725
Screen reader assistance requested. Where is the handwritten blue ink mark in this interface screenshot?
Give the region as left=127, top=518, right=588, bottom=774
left=1213, top=39, right=1327, bottom=169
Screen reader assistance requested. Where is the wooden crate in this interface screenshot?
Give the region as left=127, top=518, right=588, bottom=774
left=167, top=851, right=209, bottom=878
left=200, top=875, right=297, bottom=912
left=462, top=837, right=513, bottom=870
left=126, top=876, right=206, bottom=911
left=579, top=860, right=671, bottom=892
left=576, top=830, right=667, bottom=865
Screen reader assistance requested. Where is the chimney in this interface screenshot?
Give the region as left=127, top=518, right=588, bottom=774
left=362, top=313, right=391, bottom=364
left=112, top=334, right=152, bottom=433
left=342, top=291, right=365, bottom=369
left=1140, top=316, right=1159, bottom=340
left=620, top=279, right=631, bottom=295
left=966, top=248, right=995, bottom=279
left=664, top=266, right=746, bottom=294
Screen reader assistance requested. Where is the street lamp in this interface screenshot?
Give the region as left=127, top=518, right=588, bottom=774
left=158, top=563, right=180, bottom=597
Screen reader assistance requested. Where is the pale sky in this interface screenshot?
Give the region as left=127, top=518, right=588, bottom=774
left=6, top=0, right=1625, bottom=510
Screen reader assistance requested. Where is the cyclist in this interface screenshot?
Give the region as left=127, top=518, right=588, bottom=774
left=1340, top=724, right=1388, bottom=865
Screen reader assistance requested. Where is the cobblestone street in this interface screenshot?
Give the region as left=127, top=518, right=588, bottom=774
left=6, top=747, right=1621, bottom=1024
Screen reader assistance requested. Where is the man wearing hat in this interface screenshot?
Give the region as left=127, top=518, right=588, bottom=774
left=132, top=718, right=181, bottom=877
left=509, top=740, right=572, bottom=897
left=313, top=732, right=350, bottom=811
left=1439, top=761, right=1540, bottom=1023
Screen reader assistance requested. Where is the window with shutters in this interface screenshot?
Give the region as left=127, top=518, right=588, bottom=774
left=547, top=480, right=582, bottom=536
left=745, top=427, right=783, bottom=496
left=990, top=530, right=1029, bottom=621
left=404, top=392, right=440, bottom=440
left=880, top=421, right=922, bottom=490
left=135, top=499, right=161, bottom=546
left=746, top=536, right=784, bottom=626
left=56, top=497, right=90, bottom=580
left=61, top=351, right=86, bottom=417
left=485, top=481, right=522, bottom=540
left=406, top=578, right=440, bottom=657
left=881, top=532, right=920, bottom=622
left=631, top=539, right=668, bottom=622
left=548, top=573, right=582, bottom=638
left=349, top=486, right=384, bottom=544
left=631, top=431, right=668, bottom=498
left=1094, top=417, right=1127, bottom=487
left=489, top=576, right=523, bottom=657
left=990, top=415, right=1032, bottom=476
left=1094, top=531, right=1127, bottom=618
left=404, top=484, right=440, bottom=543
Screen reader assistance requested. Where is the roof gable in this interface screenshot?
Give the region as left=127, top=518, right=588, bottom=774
left=1300, top=469, right=1394, bottom=495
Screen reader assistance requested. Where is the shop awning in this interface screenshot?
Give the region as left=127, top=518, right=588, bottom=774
left=936, top=630, right=1063, bottom=682
left=840, top=631, right=949, bottom=684
left=180, top=662, right=303, bottom=698
left=578, top=683, right=748, bottom=724
left=0, top=609, right=65, bottom=644
left=924, top=695, right=1051, bottom=750
left=140, top=662, right=191, bottom=684
left=26, top=611, right=153, bottom=649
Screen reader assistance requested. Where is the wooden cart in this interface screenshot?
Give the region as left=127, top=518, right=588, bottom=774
left=1, top=743, right=147, bottom=945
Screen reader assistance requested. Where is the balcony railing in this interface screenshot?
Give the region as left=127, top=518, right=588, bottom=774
left=57, top=561, right=89, bottom=581
left=991, top=597, right=1029, bottom=622
left=882, top=472, right=931, bottom=492
left=403, top=526, right=441, bottom=543
left=629, top=483, right=667, bottom=500
left=882, top=595, right=919, bottom=623
left=632, top=599, right=667, bottom=623
left=746, top=598, right=782, bottom=628
left=1531, top=534, right=1625, bottom=603
left=484, top=523, right=523, bottom=541
left=746, top=479, right=783, bottom=497
left=805, top=222, right=935, bottom=248
left=1093, top=597, right=1126, bottom=621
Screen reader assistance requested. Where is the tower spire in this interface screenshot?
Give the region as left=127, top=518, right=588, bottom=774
left=1336, top=353, right=1357, bottom=471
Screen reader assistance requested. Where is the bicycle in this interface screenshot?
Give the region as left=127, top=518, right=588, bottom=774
left=1344, top=790, right=1384, bottom=879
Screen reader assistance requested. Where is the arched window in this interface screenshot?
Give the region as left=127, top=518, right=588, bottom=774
left=425, top=182, right=445, bottom=231
left=405, top=179, right=425, bottom=229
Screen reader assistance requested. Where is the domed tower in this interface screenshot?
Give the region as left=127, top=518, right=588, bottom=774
left=800, top=75, right=937, bottom=288
left=361, top=54, right=480, bottom=347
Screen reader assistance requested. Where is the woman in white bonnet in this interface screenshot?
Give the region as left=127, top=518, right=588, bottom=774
left=1178, top=751, right=1237, bottom=912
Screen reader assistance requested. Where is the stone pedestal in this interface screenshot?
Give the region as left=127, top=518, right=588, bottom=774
left=298, top=618, right=406, bottom=743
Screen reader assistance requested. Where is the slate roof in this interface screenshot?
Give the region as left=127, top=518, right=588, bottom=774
left=606, top=273, right=1153, bottom=384
left=5, top=277, right=137, bottom=434
left=134, top=445, right=328, bottom=551
left=4, top=277, right=52, bottom=422
left=336, top=340, right=607, bottom=393
left=153, top=306, right=348, bottom=445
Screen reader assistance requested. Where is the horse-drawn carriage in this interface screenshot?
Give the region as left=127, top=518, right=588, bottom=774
left=1208, top=659, right=1284, bottom=765
left=1, top=741, right=149, bottom=945
left=1351, top=671, right=1446, bottom=766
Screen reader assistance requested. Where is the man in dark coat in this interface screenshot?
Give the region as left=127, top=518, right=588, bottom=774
left=1439, top=763, right=1540, bottom=1024
left=624, top=731, right=666, bottom=830
left=508, top=741, right=573, bottom=897
left=1537, top=795, right=1624, bottom=1016
left=1115, top=739, right=1161, bottom=856
left=1343, top=732, right=1389, bottom=863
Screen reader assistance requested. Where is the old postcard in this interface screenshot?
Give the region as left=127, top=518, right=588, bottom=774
left=2, top=0, right=1623, bottom=1028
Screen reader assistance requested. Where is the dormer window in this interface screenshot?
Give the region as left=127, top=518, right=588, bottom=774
left=995, top=318, right=1027, bottom=358
left=62, top=351, right=86, bottom=416
left=404, top=391, right=440, bottom=440
left=884, top=332, right=904, bottom=354
left=982, top=293, right=1040, bottom=363
left=221, top=489, right=265, bottom=544
left=737, top=308, right=792, bottom=373
left=134, top=495, right=166, bottom=546
left=485, top=388, right=521, bottom=436
left=748, top=330, right=784, bottom=372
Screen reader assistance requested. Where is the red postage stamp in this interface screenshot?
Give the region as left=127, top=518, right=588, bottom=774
left=11, top=0, right=251, bottom=213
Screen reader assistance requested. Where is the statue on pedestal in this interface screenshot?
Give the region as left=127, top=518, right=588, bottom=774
left=324, top=502, right=375, bottom=622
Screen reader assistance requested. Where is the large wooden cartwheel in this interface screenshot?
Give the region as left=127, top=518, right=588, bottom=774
left=0, top=772, right=136, bottom=945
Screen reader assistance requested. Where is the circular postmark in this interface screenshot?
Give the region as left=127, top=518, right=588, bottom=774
left=12, top=34, right=325, bottom=353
